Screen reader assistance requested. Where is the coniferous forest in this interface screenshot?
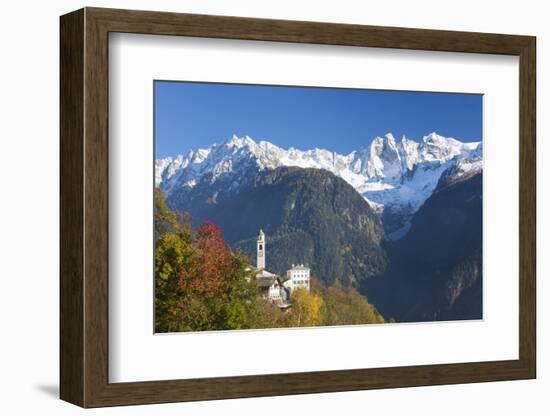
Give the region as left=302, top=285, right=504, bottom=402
left=154, top=189, right=386, bottom=333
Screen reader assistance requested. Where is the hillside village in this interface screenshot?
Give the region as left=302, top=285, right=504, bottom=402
left=254, top=229, right=310, bottom=308
left=154, top=188, right=387, bottom=333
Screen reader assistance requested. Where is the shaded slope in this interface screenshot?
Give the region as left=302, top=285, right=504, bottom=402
left=362, top=172, right=483, bottom=322
left=168, top=166, right=389, bottom=286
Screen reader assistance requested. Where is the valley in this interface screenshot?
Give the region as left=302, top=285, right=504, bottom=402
left=155, top=133, right=483, bottom=322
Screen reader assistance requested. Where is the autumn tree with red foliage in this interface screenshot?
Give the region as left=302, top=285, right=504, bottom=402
left=178, top=221, right=233, bottom=298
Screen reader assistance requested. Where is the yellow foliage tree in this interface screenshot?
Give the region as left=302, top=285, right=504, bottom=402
left=323, top=281, right=385, bottom=325
left=287, top=288, right=325, bottom=327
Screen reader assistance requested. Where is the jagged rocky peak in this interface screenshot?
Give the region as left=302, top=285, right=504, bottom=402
left=437, top=143, right=483, bottom=190
left=401, top=139, right=421, bottom=172
left=470, top=141, right=483, bottom=158
left=367, top=133, right=403, bottom=182
left=192, top=148, right=210, bottom=162
left=420, top=132, right=467, bottom=161
left=225, top=134, right=256, bottom=150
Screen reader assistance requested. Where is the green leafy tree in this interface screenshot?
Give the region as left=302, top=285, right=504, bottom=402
left=154, top=208, right=194, bottom=331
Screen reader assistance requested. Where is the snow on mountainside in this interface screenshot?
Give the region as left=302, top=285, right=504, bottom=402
left=436, top=142, right=483, bottom=190
left=156, top=133, right=482, bottom=239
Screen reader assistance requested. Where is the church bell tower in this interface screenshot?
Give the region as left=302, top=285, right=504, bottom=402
left=257, top=229, right=265, bottom=270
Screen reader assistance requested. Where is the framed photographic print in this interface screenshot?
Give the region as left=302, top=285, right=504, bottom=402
left=60, top=7, right=536, bottom=408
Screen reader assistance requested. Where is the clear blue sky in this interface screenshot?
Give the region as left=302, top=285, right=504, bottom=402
left=154, top=81, right=482, bottom=159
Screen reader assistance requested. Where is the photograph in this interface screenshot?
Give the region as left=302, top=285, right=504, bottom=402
left=50, top=5, right=540, bottom=409
left=153, top=81, right=483, bottom=333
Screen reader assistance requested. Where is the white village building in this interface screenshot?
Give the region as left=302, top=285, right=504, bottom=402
left=286, top=264, right=311, bottom=292
left=256, top=229, right=266, bottom=270
left=255, top=229, right=310, bottom=307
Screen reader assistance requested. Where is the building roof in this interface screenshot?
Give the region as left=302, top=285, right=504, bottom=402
left=257, top=274, right=291, bottom=289
left=288, top=264, right=310, bottom=271
left=256, top=269, right=277, bottom=279
left=257, top=278, right=276, bottom=288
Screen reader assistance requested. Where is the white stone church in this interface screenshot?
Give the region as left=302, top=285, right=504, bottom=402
left=255, top=229, right=310, bottom=307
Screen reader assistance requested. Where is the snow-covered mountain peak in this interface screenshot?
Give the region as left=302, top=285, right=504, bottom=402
left=225, top=134, right=256, bottom=150
left=192, top=148, right=210, bottom=162
left=156, top=133, right=482, bottom=239
left=418, top=132, right=473, bottom=162
left=384, top=132, right=397, bottom=143
left=422, top=131, right=460, bottom=145
left=371, top=133, right=397, bottom=148
left=423, top=131, right=442, bottom=141
left=366, top=133, right=402, bottom=182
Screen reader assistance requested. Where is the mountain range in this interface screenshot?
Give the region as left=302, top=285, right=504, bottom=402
left=156, top=132, right=482, bottom=238
left=155, top=133, right=483, bottom=321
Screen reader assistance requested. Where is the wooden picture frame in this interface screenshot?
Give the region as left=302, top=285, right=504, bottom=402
left=60, top=7, right=536, bottom=408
